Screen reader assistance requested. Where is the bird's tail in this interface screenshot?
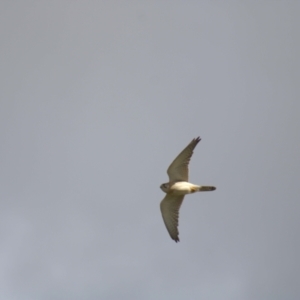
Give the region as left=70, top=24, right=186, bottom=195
left=198, top=186, right=216, bottom=191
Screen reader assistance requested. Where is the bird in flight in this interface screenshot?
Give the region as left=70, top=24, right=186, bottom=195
left=160, top=137, right=216, bottom=242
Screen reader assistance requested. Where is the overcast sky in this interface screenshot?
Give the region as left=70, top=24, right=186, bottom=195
left=0, top=1, right=299, bottom=299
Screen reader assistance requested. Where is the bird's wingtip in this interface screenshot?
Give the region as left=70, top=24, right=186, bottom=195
left=194, top=136, right=201, bottom=143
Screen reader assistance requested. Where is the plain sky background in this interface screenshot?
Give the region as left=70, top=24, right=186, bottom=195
left=1, top=1, right=299, bottom=299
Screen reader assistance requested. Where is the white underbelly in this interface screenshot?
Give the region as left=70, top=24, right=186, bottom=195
left=170, top=182, right=198, bottom=195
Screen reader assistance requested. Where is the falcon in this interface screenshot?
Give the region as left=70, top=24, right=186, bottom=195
left=160, top=137, right=216, bottom=242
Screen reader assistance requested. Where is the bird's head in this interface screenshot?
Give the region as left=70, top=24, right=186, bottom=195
left=160, top=183, right=169, bottom=193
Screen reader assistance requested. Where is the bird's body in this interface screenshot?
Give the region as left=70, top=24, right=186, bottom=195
left=159, top=137, right=216, bottom=242
left=161, top=181, right=215, bottom=195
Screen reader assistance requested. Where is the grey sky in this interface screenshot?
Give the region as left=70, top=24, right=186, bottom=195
left=1, top=1, right=299, bottom=299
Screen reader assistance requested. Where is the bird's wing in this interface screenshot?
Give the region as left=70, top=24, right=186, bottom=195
left=160, top=194, right=185, bottom=242
left=167, top=137, right=201, bottom=182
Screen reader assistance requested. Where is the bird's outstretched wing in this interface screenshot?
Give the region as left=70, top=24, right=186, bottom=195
left=167, top=137, right=201, bottom=182
left=160, top=194, right=185, bottom=242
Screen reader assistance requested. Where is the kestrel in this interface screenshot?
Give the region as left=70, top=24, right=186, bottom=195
left=160, top=137, right=216, bottom=242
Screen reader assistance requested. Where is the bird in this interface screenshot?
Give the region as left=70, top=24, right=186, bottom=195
left=160, top=137, right=216, bottom=242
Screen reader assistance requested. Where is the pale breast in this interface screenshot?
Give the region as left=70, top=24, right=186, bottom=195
left=169, top=181, right=193, bottom=195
